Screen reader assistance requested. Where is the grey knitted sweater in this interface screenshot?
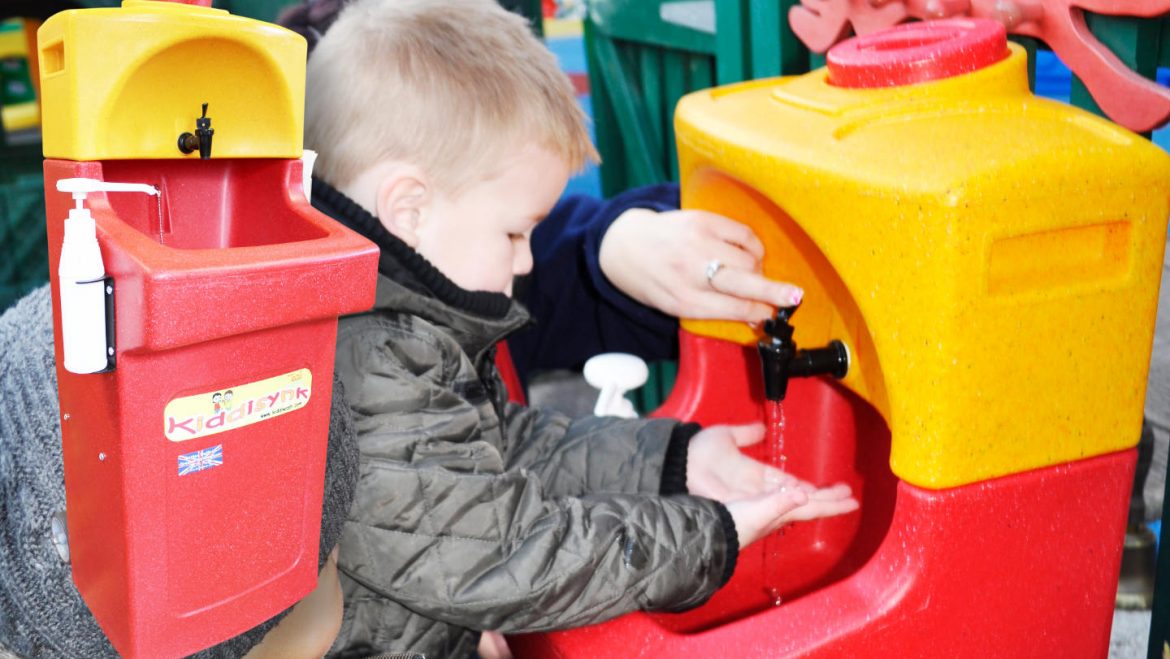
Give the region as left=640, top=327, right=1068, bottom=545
left=0, top=286, right=360, bottom=658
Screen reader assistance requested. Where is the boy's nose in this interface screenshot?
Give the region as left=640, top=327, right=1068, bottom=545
left=513, top=247, right=533, bottom=277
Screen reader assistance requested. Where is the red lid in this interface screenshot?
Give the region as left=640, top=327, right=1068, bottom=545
left=827, top=18, right=1009, bottom=89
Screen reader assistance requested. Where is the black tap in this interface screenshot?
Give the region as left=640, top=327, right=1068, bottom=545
left=757, top=305, right=849, bottom=402
left=177, top=103, right=214, bottom=159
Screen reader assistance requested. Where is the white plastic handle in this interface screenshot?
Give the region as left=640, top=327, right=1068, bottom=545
left=583, top=353, right=649, bottom=419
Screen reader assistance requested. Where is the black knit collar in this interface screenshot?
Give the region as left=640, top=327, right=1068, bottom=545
left=311, top=177, right=513, bottom=319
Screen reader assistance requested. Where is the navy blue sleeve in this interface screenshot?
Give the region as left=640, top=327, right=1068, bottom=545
left=508, top=183, right=681, bottom=380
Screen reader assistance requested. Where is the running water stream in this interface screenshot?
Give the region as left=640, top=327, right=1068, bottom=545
left=763, top=399, right=788, bottom=605
left=765, top=399, right=787, bottom=470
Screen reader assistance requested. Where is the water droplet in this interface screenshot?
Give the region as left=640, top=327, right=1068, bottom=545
left=763, top=586, right=783, bottom=607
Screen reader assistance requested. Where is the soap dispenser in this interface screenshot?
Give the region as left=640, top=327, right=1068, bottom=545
left=55, top=177, right=159, bottom=374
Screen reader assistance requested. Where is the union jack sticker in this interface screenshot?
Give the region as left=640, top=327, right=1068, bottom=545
left=178, top=444, right=223, bottom=476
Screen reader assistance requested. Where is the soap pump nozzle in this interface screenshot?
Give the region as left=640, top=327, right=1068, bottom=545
left=178, top=102, right=214, bottom=159
left=757, top=305, right=849, bottom=402
left=55, top=178, right=159, bottom=374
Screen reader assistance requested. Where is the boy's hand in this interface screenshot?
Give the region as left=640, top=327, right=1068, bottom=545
left=687, top=423, right=805, bottom=501
left=477, top=631, right=513, bottom=659
left=725, top=483, right=858, bottom=547
left=686, top=423, right=859, bottom=548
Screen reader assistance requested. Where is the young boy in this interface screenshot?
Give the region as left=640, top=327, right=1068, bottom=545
left=303, top=1, right=858, bottom=656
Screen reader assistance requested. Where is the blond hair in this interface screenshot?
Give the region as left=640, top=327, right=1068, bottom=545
left=305, top=0, right=598, bottom=193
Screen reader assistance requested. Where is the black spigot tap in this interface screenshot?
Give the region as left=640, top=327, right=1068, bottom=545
left=178, top=102, right=214, bottom=159
left=757, top=305, right=849, bottom=402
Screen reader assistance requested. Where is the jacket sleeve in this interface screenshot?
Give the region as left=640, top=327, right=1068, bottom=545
left=334, top=321, right=737, bottom=633
left=500, top=401, right=696, bottom=498
left=507, top=184, right=682, bottom=382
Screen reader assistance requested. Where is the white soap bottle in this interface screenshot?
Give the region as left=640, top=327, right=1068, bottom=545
left=55, top=178, right=159, bottom=374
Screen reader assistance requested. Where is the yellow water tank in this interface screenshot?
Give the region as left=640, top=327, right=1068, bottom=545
left=677, top=19, right=1170, bottom=489
left=38, top=0, right=305, bottom=160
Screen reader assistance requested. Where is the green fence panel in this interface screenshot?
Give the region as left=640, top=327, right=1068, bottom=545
left=0, top=16, right=45, bottom=313
left=585, top=0, right=722, bottom=196
left=0, top=143, right=47, bottom=312
left=217, top=0, right=296, bottom=22
left=584, top=0, right=829, bottom=197
left=747, top=0, right=813, bottom=77
left=78, top=0, right=299, bottom=22
left=714, top=0, right=750, bottom=83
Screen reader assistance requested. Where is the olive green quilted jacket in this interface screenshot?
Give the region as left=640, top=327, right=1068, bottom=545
left=315, top=181, right=737, bottom=659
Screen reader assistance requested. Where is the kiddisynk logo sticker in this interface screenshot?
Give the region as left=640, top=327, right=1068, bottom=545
left=163, top=369, right=312, bottom=441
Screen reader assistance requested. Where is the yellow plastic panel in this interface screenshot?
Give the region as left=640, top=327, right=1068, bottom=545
left=38, top=0, right=306, bottom=160
left=676, top=45, right=1170, bottom=489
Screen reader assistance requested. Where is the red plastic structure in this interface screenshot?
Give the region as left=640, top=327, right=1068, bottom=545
left=509, top=332, right=1131, bottom=658
left=790, top=0, right=1170, bottom=132
left=45, top=158, right=378, bottom=657
left=511, top=16, right=1139, bottom=657
left=496, top=340, right=527, bottom=404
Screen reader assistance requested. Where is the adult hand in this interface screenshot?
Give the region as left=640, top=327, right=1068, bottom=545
left=598, top=208, right=803, bottom=324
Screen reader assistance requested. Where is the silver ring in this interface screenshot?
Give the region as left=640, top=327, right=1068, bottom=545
left=704, top=259, right=724, bottom=286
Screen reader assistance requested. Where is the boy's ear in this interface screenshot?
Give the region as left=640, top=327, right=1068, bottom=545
left=374, top=167, right=430, bottom=248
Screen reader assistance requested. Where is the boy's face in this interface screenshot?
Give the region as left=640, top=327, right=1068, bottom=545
left=413, top=143, right=570, bottom=296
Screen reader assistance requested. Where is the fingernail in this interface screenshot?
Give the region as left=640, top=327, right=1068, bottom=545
left=791, top=290, right=803, bottom=305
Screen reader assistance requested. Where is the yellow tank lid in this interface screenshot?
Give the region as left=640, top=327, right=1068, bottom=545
left=38, top=0, right=306, bottom=160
